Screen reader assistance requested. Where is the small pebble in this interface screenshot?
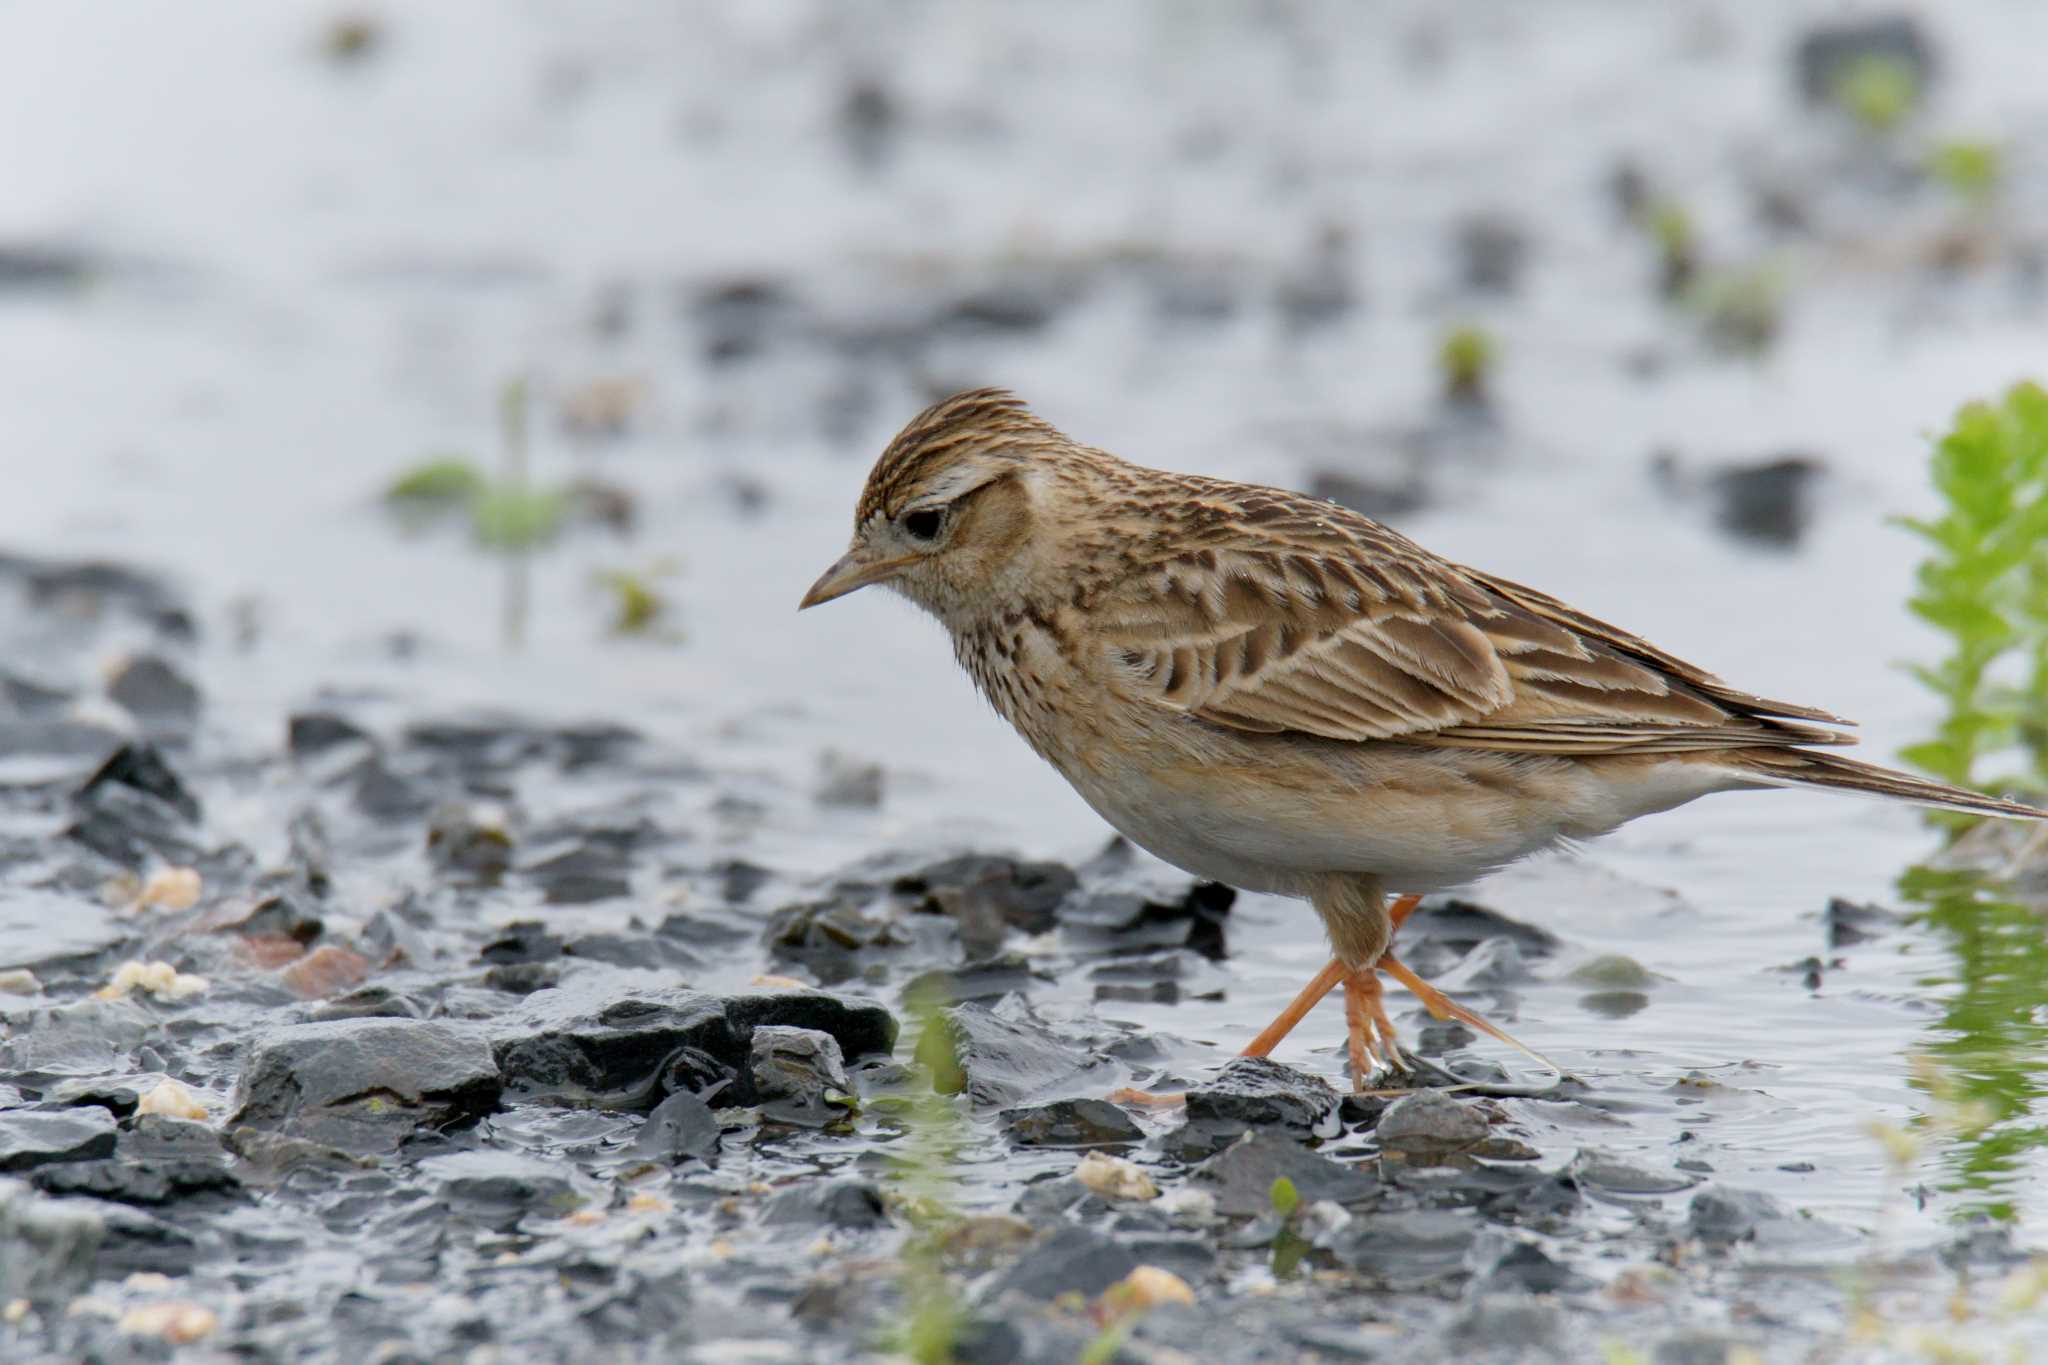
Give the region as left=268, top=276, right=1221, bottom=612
left=96, top=960, right=210, bottom=1002
left=135, top=866, right=203, bottom=911
left=136, top=1078, right=209, bottom=1122
left=1103, top=1264, right=1195, bottom=1315
left=0, top=969, right=42, bottom=996
left=1074, top=1150, right=1158, bottom=1201
left=117, top=1302, right=218, bottom=1344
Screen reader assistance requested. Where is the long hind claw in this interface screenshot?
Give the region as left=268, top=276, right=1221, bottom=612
left=1378, top=950, right=1562, bottom=1077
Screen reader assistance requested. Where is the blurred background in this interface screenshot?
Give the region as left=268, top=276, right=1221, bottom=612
left=5, top=0, right=2048, bottom=1322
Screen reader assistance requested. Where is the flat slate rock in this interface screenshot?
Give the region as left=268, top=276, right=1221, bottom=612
left=0, top=1108, right=119, bottom=1171
left=631, top=1090, right=721, bottom=1164
left=231, top=1018, right=501, bottom=1154
left=1001, top=1098, right=1143, bottom=1149
left=986, top=1223, right=1213, bottom=1301
left=0, top=891, right=130, bottom=970
left=1376, top=1090, right=1489, bottom=1153
left=1185, top=1056, right=1337, bottom=1133
left=927, top=1002, right=1102, bottom=1110
left=1192, top=1131, right=1381, bottom=1215
left=491, top=976, right=896, bottom=1109
left=1325, top=1210, right=1481, bottom=1288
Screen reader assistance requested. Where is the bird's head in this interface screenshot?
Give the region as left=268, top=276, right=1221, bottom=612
left=799, top=388, right=1075, bottom=623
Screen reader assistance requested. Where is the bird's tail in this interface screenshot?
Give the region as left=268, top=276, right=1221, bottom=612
left=1728, top=748, right=2047, bottom=820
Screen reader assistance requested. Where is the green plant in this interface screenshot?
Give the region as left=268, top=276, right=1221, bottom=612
left=1928, top=139, right=2004, bottom=210
left=1831, top=53, right=1920, bottom=134
left=1437, top=324, right=1495, bottom=404
left=1644, top=198, right=1697, bottom=298
left=888, top=983, right=969, bottom=1363
left=1684, top=262, right=1786, bottom=356
left=382, top=378, right=595, bottom=649
left=1897, top=382, right=2048, bottom=808
left=593, top=560, right=679, bottom=637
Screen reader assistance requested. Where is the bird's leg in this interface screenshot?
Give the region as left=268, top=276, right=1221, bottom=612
left=1238, top=893, right=1424, bottom=1059
left=1239, top=957, right=1346, bottom=1058
left=1377, top=950, right=1559, bottom=1073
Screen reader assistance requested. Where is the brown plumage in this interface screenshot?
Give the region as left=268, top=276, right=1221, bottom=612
left=801, top=388, right=2044, bottom=1087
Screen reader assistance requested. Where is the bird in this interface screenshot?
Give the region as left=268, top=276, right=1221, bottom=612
left=798, top=388, right=2045, bottom=1089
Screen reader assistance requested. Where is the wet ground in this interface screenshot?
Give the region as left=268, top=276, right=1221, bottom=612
left=4, top=3, right=2048, bottom=1361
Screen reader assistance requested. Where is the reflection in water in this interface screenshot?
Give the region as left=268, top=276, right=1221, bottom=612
left=1901, top=862, right=2048, bottom=1222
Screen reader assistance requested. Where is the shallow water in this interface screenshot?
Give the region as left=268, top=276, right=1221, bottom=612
left=3, top=2, right=2047, bottom=1359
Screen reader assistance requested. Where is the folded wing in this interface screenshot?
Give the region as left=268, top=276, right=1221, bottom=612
left=1088, top=499, right=1852, bottom=756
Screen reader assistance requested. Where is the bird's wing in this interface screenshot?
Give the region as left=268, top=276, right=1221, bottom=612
left=1086, top=499, right=1851, bottom=756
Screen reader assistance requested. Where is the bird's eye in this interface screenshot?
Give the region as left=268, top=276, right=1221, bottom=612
left=902, top=508, right=944, bottom=542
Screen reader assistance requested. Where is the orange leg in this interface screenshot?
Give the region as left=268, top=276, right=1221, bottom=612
left=1235, top=895, right=1423, bottom=1059
left=1240, top=957, right=1347, bottom=1058
left=1378, top=951, right=1558, bottom=1073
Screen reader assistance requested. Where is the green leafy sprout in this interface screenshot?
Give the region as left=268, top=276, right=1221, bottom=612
left=1927, top=139, right=2004, bottom=210
left=1898, top=381, right=2048, bottom=810
left=1437, top=324, right=1496, bottom=405
left=1831, top=53, right=1921, bottom=135
left=889, top=981, right=970, bottom=1363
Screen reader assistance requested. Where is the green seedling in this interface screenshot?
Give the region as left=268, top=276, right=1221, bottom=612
left=1831, top=53, right=1920, bottom=135
left=382, top=379, right=642, bottom=649
left=1437, top=324, right=1496, bottom=405
left=1645, top=198, right=1697, bottom=298
left=593, top=561, right=679, bottom=638
left=1684, top=263, right=1786, bottom=357
left=1267, top=1174, right=1310, bottom=1279
left=888, top=982, right=969, bottom=1363
left=384, top=456, right=484, bottom=515
left=1897, top=382, right=2048, bottom=810
left=1928, top=139, right=2003, bottom=210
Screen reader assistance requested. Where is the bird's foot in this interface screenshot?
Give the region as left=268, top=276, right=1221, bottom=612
left=1342, top=965, right=1409, bottom=1089
left=1376, top=950, right=1560, bottom=1076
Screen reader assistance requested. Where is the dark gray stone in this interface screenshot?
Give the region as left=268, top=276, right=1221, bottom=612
left=1794, top=15, right=1934, bottom=105
left=493, top=977, right=894, bottom=1110
left=0, top=1177, right=103, bottom=1301
left=1826, top=897, right=1903, bottom=948
left=106, top=655, right=201, bottom=731
left=424, top=1151, right=584, bottom=1231
left=1001, top=1098, right=1143, bottom=1149
left=762, top=1178, right=889, bottom=1231
left=1326, top=1210, right=1479, bottom=1287
left=631, top=1090, right=721, bottom=1164
left=1705, top=455, right=1824, bottom=548
left=1376, top=1090, right=1488, bottom=1153
left=1192, top=1131, right=1380, bottom=1216
left=1186, top=1056, right=1338, bottom=1133
left=923, top=1003, right=1102, bottom=1110
left=1478, top=1241, right=1594, bottom=1295
left=750, top=1025, right=851, bottom=1126
left=1689, top=1186, right=1792, bottom=1245
left=230, top=1018, right=501, bottom=1154
left=986, top=1223, right=1212, bottom=1301
left=0, top=1108, right=119, bottom=1171
left=288, top=711, right=372, bottom=758
left=30, top=1157, right=242, bottom=1208
left=1572, top=1152, right=1701, bottom=1199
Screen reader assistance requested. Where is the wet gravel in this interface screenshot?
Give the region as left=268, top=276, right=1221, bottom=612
left=3, top=2, right=2048, bottom=1361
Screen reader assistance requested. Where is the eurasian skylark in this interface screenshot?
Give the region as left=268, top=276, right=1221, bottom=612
left=800, top=389, right=2044, bottom=1088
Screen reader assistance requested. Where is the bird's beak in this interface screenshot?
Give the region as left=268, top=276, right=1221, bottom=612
left=798, top=546, right=918, bottom=610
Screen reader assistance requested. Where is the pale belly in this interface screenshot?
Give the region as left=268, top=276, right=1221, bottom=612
left=1050, top=736, right=1740, bottom=896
